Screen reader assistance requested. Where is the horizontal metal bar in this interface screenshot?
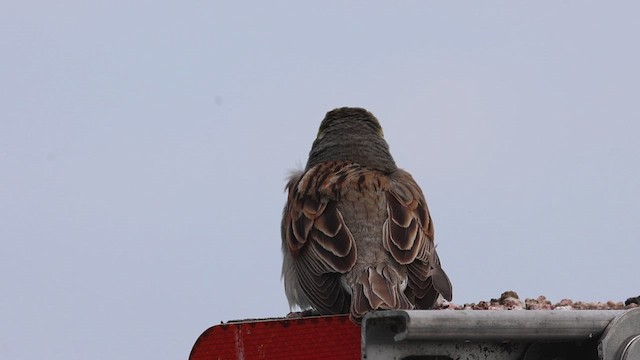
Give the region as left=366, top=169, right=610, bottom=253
left=364, top=310, right=626, bottom=342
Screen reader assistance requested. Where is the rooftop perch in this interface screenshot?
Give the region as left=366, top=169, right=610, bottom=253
left=190, top=292, right=640, bottom=360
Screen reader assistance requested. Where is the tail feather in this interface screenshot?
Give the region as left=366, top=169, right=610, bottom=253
left=429, top=264, right=453, bottom=301
left=350, top=264, right=413, bottom=323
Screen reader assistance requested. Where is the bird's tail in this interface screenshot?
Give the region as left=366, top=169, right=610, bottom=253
left=350, top=264, right=413, bottom=323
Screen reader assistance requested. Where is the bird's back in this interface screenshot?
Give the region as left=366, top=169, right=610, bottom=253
left=281, top=107, right=452, bottom=323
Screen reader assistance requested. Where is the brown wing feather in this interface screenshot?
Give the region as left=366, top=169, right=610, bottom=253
left=384, top=170, right=453, bottom=306
left=282, top=164, right=358, bottom=314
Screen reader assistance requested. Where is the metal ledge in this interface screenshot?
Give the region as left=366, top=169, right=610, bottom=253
left=599, top=309, right=640, bottom=360
left=362, top=309, right=640, bottom=360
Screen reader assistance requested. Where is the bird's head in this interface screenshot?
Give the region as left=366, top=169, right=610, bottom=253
left=306, top=107, right=397, bottom=172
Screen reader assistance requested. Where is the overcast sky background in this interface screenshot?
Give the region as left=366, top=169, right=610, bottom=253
left=2, top=1, right=639, bottom=359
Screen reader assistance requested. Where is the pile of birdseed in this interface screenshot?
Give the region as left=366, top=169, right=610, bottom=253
left=435, top=291, right=640, bottom=310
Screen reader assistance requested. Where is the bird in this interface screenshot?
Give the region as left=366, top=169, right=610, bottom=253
left=281, top=107, right=452, bottom=323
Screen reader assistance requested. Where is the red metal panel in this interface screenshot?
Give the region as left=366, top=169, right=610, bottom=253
left=190, top=315, right=360, bottom=360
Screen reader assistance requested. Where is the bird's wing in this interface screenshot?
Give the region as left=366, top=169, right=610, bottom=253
left=384, top=169, right=453, bottom=307
left=282, top=164, right=358, bottom=314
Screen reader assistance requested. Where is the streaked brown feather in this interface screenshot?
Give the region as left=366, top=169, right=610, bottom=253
left=350, top=282, right=369, bottom=321
left=283, top=161, right=452, bottom=321
left=301, top=198, right=326, bottom=218
left=312, top=201, right=342, bottom=237
left=309, top=228, right=355, bottom=268
left=282, top=164, right=359, bottom=314
left=362, top=273, right=384, bottom=309
left=292, top=214, right=313, bottom=245
left=384, top=170, right=453, bottom=305
left=295, top=258, right=350, bottom=314
left=387, top=192, right=414, bottom=227
left=286, top=219, right=305, bottom=251
left=359, top=265, right=413, bottom=317
left=389, top=218, right=419, bottom=251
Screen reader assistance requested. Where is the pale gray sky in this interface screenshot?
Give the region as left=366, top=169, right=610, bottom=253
left=2, top=1, right=639, bottom=359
